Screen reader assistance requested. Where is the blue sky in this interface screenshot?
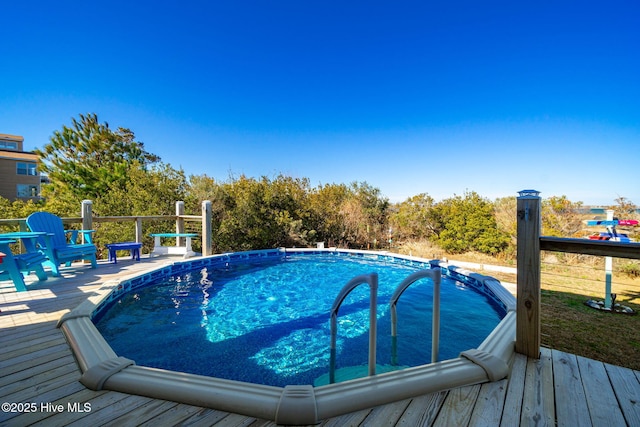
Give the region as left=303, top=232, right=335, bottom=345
left=2, top=1, right=639, bottom=205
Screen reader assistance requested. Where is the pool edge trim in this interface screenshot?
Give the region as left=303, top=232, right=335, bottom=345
left=58, top=248, right=516, bottom=425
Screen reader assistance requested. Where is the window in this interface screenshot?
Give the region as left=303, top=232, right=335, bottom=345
left=17, top=184, right=39, bottom=198
left=0, top=141, right=18, bottom=150
left=16, top=162, right=37, bottom=176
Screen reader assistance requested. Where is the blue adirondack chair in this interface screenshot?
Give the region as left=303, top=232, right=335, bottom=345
left=26, top=212, right=98, bottom=276
left=0, top=237, right=49, bottom=291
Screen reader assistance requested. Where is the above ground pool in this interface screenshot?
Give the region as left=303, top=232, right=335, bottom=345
left=93, top=252, right=506, bottom=387
left=58, top=248, right=516, bottom=425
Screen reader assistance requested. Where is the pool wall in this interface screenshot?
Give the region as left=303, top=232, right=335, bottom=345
left=58, top=248, right=516, bottom=425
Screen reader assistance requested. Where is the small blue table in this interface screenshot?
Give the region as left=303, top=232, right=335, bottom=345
left=106, top=242, right=142, bottom=264
left=0, top=232, right=49, bottom=291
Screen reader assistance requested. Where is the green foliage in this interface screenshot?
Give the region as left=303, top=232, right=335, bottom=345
left=0, top=197, right=46, bottom=232
left=542, top=195, right=584, bottom=237
left=609, top=196, right=639, bottom=241
left=185, top=174, right=218, bottom=212
left=92, top=162, right=188, bottom=255
left=181, top=176, right=391, bottom=252
left=430, top=191, right=509, bottom=255
left=13, top=113, right=620, bottom=260
left=389, top=193, right=436, bottom=241
left=620, top=261, right=640, bottom=279
left=493, top=196, right=517, bottom=258
left=209, top=175, right=313, bottom=251
left=36, top=113, right=160, bottom=202
left=306, top=183, right=351, bottom=246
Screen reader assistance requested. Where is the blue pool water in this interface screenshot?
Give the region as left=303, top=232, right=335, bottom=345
left=94, top=253, right=504, bottom=387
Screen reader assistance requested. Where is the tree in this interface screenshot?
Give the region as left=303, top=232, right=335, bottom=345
left=305, top=181, right=389, bottom=248
left=185, top=174, right=218, bottom=212
left=349, top=181, right=389, bottom=247
left=92, top=162, right=188, bottom=254
left=0, top=197, right=45, bottom=233
left=209, top=174, right=312, bottom=251
left=389, top=193, right=436, bottom=241
left=431, top=191, right=509, bottom=255
left=36, top=113, right=160, bottom=202
left=609, top=196, right=637, bottom=219
left=493, top=196, right=517, bottom=258
left=306, top=183, right=351, bottom=247
left=608, top=196, right=638, bottom=241
left=541, top=196, right=584, bottom=237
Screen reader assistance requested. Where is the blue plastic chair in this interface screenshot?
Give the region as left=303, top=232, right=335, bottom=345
left=0, top=237, right=48, bottom=291
left=26, top=212, right=98, bottom=277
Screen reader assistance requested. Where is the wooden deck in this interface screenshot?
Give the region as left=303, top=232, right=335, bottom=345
left=1, top=257, right=639, bottom=426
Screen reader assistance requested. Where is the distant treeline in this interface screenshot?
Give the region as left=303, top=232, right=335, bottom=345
left=2, top=113, right=637, bottom=258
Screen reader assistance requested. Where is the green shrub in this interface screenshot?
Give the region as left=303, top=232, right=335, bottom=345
left=620, top=262, right=640, bottom=279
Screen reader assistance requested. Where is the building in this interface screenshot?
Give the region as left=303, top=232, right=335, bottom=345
left=0, top=133, right=41, bottom=201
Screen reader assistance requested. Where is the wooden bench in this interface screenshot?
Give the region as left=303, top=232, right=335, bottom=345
left=105, top=242, right=142, bottom=264
left=149, top=233, right=198, bottom=258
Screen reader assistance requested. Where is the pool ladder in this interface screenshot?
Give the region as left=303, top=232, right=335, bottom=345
left=390, top=268, right=442, bottom=365
left=329, top=268, right=442, bottom=384
left=329, top=273, right=378, bottom=384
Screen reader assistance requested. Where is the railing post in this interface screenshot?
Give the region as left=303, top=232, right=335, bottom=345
left=135, top=218, right=143, bottom=244
left=176, top=201, right=185, bottom=246
left=516, top=190, right=541, bottom=358
left=81, top=200, right=93, bottom=244
left=202, top=201, right=212, bottom=256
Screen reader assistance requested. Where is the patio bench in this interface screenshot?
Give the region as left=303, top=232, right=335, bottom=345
left=106, top=242, right=142, bottom=264
left=149, top=233, right=197, bottom=258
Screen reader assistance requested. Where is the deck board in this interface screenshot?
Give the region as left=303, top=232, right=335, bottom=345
left=468, top=379, right=508, bottom=426
left=432, top=384, right=481, bottom=426
left=577, top=354, right=627, bottom=426
left=552, top=350, right=591, bottom=427
left=1, top=257, right=640, bottom=426
left=605, top=363, right=640, bottom=426
left=394, top=392, right=447, bottom=426
left=521, top=347, right=555, bottom=426
left=499, top=352, right=527, bottom=426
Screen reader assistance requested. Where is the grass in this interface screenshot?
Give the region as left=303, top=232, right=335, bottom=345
left=394, top=240, right=640, bottom=371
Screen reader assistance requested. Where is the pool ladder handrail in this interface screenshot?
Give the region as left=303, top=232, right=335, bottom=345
left=389, top=268, right=442, bottom=364
left=329, top=273, right=378, bottom=384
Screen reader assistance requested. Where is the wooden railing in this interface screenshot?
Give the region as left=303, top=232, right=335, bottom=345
left=515, top=190, right=640, bottom=358
left=3, top=194, right=638, bottom=359
left=0, top=200, right=214, bottom=256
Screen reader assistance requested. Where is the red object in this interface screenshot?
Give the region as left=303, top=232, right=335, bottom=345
left=618, top=219, right=639, bottom=226
left=0, top=252, right=5, bottom=264
left=588, top=235, right=611, bottom=240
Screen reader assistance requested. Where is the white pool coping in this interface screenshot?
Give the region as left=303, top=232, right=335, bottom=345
left=58, top=248, right=516, bottom=425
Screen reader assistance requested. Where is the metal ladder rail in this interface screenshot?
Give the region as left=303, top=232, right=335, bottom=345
left=329, top=273, right=378, bottom=384
left=389, top=268, right=442, bottom=364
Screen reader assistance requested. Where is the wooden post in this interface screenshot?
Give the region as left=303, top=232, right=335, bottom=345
left=81, top=200, right=93, bottom=244
left=135, top=218, right=143, bottom=244
left=176, top=201, right=185, bottom=246
left=516, top=190, right=541, bottom=358
left=202, top=201, right=212, bottom=256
